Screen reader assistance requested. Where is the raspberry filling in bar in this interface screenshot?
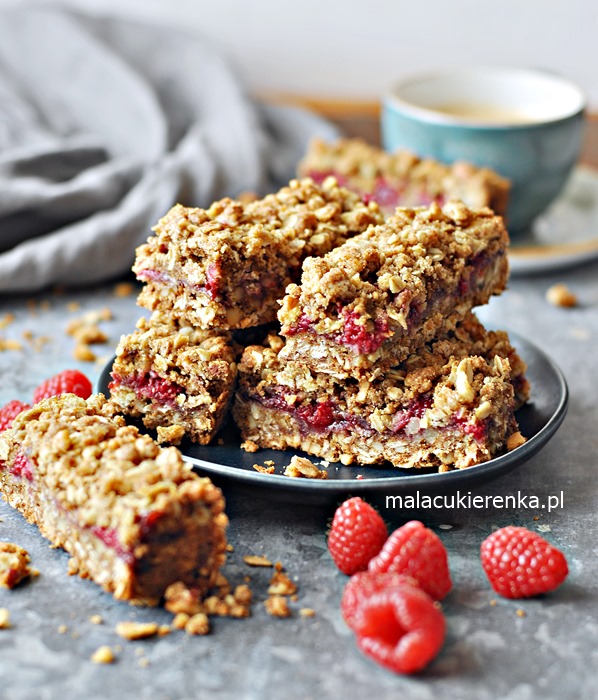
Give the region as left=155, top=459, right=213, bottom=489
left=234, top=325, right=523, bottom=471
left=133, top=178, right=383, bottom=329
left=0, top=394, right=228, bottom=604
left=108, top=314, right=237, bottom=445
left=278, top=201, right=509, bottom=377
left=299, top=138, right=510, bottom=217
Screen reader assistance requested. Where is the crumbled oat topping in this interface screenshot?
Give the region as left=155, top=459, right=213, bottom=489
left=506, top=431, right=527, bottom=451
left=268, top=571, right=297, bottom=596
left=185, top=612, right=210, bottom=636
left=283, top=455, right=328, bottom=479
left=243, top=555, right=273, bottom=567
left=546, top=283, right=578, bottom=308
left=0, top=608, right=11, bottom=629
left=115, top=621, right=160, bottom=640
left=0, top=542, right=32, bottom=589
left=253, top=463, right=275, bottom=474
left=91, top=645, right=116, bottom=664
left=264, top=595, right=291, bottom=618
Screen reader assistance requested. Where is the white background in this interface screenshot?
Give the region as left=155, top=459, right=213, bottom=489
left=2, top=0, right=596, bottom=109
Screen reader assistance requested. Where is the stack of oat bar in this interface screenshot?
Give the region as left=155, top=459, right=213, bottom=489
left=108, top=178, right=383, bottom=445
left=234, top=201, right=530, bottom=470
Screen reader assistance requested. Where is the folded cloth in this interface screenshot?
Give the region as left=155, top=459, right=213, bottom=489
left=0, top=7, right=339, bottom=293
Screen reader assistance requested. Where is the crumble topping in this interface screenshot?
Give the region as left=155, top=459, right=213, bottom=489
left=0, top=542, right=32, bottom=589
left=283, top=455, right=328, bottom=479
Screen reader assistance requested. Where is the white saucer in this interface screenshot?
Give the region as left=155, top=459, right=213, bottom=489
left=509, top=165, right=598, bottom=274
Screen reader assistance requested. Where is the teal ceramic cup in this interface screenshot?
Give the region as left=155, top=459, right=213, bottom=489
left=382, top=67, right=586, bottom=233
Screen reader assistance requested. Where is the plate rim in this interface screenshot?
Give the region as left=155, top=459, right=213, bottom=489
left=96, top=331, right=569, bottom=498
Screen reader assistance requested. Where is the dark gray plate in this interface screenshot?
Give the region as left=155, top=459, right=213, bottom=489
left=97, top=332, right=568, bottom=505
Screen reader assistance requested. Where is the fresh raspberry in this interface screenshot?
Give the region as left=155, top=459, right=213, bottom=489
left=368, top=520, right=452, bottom=600
left=0, top=400, right=31, bottom=432
left=328, top=497, right=388, bottom=575
left=351, top=584, right=446, bottom=674
left=480, top=526, right=569, bottom=599
left=341, top=570, right=419, bottom=631
left=33, top=370, right=93, bottom=403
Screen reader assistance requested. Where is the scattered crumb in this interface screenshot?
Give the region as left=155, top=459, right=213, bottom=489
left=225, top=544, right=234, bottom=553
left=0, top=338, right=23, bottom=352
left=537, top=524, right=552, bottom=533
left=268, top=571, right=297, bottom=597
left=253, top=463, right=275, bottom=474
left=185, top=613, right=210, bottom=636
left=135, top=648, right=145, bottom=657
left=113, top=282, right=135, bottom=298
left=264, top=460, right=275, bottom=467
left=39, top=301, right=50, bottom=312
left=67, top=302, right=81, bottom=313
left=507, top=431, right=527, bottom=451
left=138, top=657, right=151, bottom=668
left=73, top=342, right=96, bottom=363
left=546, top=283, right=578, bottom=308
left=0, top=608, right=11, bottom=629
left=156, top=424, right=185, bottom=445
left=57, top=625, right=68, bottom=634
left=241, top=439, right=259, bottom=453
left=0, top=313, right=15, bottom=329
left=91, top=646, right=115, bottom=664
left=243, top=555, right=273, bottom=567
left=299, top=608, right=316, bottom=618
left=439, top=524, right=453, bottom=530
left=164, top=581, right=203, bottom=616
left=516, top=608, right=527, bottom=618
left=115, top=621, right=160, bottom=640
left=0, top=542, right=33, bottom=589
left=157, top=625, right=171, bottom=637
left=283, top=455, right=328, bottom=480
left=217, top=438, right=224, bottom=446
left=233, top=584, right=252, bottom=606
left=89, top=615, right=103, bottom=625
left=533, top=516, right=540, bottom=521
left=489, top=599, right=497, bottom=607
left=172, top=613, right=190, bottom=630
left=264, top=595, right=291, bottom=618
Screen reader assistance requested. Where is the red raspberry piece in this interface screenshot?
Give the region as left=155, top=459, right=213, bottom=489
left=33, top=370, right=93, bottom=403
left=480, top=526, right=569, bottom=599
left=352, top=584, right=446, bottom=674
left=368, top=520, right=452, bottom=600
left=328, top=497, right=388, bottom=575
left=0, top=400, right=31, bottom=432
left=341, top=570, right=419, bottom=631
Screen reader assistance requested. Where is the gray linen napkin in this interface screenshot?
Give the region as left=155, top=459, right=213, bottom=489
left=0, top=6, right=338, bottom=293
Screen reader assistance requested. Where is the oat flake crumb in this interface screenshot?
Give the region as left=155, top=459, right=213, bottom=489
left=546, top=283, right=578, bottom=308
left=91, top=646, right=115, bottom=664
left=115, top=621, right=159, bottom=640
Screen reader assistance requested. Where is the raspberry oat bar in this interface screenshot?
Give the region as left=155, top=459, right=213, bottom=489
left=278, top=201, right=509, bottom=378
left=233, top=318, right=524, bottom=470
left=133, top=178, right=383, bottom=329
left=298, top=138, right=510, bottom=217
left=108, top=312, right=237, bottom=445
left=0, top=394, right=227, bottom=604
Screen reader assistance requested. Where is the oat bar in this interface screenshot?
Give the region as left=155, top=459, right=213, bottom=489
left=133, top=178, right=383, bottom=329
left=278, top=201, right=509, bottom=378
left=108, top=312, right=237, bottom=445
left=299, top=137, right=510, bottom=216
left=233, top=320, right=523, bottom=471
left=0, top=394, right=228, bottom=605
